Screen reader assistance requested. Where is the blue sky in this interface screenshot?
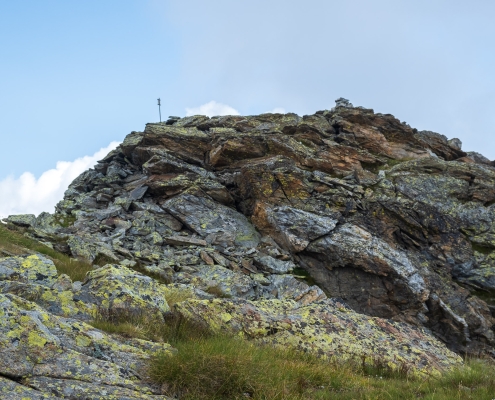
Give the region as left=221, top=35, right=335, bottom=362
left=1, top=0, right=495, bottom=216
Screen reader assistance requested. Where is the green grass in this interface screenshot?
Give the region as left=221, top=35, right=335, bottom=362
left=0, top=223, right=93, bottom=282
left=147, top=334, right=495, bottom=400
left=88, top=285, right=205, bottom=343
left=89, top=282, right=484, bottom=400
left=292, top=267, right=317, bottom=286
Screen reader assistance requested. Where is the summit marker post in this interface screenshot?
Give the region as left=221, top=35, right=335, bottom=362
left=157, top=98, right=162, bottom=122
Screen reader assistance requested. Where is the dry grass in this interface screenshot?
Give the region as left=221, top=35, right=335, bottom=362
left=89, top=309, right=209, bottom=344
left=164, top=287, right=197, bottom=307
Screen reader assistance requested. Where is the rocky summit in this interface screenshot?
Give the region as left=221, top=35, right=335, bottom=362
left=2, top=98, right=495, bottom=398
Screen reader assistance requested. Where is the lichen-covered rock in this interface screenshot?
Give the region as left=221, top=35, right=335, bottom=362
left=252, top=203, right=339, bottom=252
left=67, top=234, right=120, bottom=263
left=0, top=279, right=98, bottom=320
left=0, top=254, right=58, bottom=286
left=0, top=376, right=62, bottom=399
left=82, top=264, right=171, bottom=317
left=23, top=377, right=170, bottom=400
left=175, top=297, right=462, bottom=375
left=182, top=264, right=255, bottom=298
left=5, top=213, right=37, bottom=227
left=253, top=255, right=295, bottom=274
left=0, top=293, right=172, bottom=399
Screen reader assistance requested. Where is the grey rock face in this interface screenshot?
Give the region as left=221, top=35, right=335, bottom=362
left=5, top=214, right=37, bottom=227
left=162, top=193, right=260, bottom=249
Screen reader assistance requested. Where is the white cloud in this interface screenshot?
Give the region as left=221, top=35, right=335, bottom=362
left=0, top=141, right=120, bottom=219
left=185, top=101, right=240, bottom=117
left=267, top=107, right=286, bottom=114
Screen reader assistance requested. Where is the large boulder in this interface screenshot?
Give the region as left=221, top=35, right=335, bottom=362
left=0, top=254, right=58, bottom=286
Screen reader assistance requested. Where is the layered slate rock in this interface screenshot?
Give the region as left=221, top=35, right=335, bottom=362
left=4, top=98, right=495, bottom=388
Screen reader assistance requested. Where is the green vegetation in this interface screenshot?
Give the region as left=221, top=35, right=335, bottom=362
left=148, top=333, right=495, bottom=400
left=0, top=223, right=92, bottom=282
left=89, top=309, right=209, bottom=344
left=89, top=301, right=495, bottom=399
left=89, top=288, right=204, bottom=343
left=292, top=267, right=317, bottom=286
left=90, top=310, right=165, bottom=341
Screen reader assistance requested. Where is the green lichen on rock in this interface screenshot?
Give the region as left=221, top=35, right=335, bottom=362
left=0, top=293, right=172, bottom=398
left=0, top=280, right=97, bottom=320
left=0, top=376, right=61, bottom=399
left=83, top=264, right=170, bottom=317
left=0, top=254, right=58, bottom=286
left=174, top=297, right=462, bottom=376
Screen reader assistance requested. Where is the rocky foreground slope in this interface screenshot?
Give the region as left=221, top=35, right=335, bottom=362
left=2, top=99, right=495, bottom=398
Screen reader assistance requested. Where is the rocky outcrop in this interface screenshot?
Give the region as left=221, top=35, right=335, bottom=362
left=3, top=98, right=495, bottom=396
left=175, top=297, right=461, bottom=375
left=0, top=256, right=173, bottom=399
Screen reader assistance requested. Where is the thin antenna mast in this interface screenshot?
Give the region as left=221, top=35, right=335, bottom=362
left=157, top=98, right=162, bottom=122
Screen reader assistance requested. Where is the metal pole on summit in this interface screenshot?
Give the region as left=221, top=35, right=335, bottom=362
left=157, top=98, right=162, bottom=122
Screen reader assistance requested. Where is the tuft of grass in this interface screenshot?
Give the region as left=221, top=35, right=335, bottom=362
left=90, top=318, right=150, bottom=340
left=88, top=285, right=207, bottom=344
left=0, top=223, right=93, bottom=282
left=292, top=267, right=317, bottom=287
left=149, top=335, right=364, bottom=400
left=89, top=309, right=209, bottom=344
left=89, top=308, right=163, bottom=341
left=164, top=287, right=196, bottom=307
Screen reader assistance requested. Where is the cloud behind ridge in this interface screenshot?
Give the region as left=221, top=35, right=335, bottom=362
left=0, top=141, right=120, bottom=219
left=185, top=101, right=240, bottom=117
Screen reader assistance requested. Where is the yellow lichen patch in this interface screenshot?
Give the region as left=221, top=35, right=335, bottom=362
left=27, top=331, right=48, bottom=348
left=174, top=297, right=462, bottom=376
left=84, top=264, right=171, bottom=315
